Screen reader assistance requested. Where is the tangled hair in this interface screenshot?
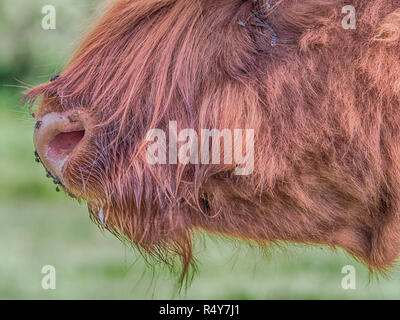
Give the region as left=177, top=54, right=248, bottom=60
left=25, top=0, right=400, bottom=281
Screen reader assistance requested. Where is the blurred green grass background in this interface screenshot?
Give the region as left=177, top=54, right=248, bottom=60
left=1, top=0, right=400, bottom=300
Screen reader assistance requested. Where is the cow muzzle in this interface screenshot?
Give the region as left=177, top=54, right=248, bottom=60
left=33, top=109, right=89, bottom=183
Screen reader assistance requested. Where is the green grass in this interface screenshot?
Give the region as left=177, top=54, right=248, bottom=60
left=1, top=87, right=400, bottom=299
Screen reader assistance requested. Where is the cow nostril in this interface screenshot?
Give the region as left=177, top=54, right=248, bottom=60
left=48, top=130, right=85, bottom=162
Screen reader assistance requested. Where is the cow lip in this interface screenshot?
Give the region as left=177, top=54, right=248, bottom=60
left=33, top=110, right=88, bottom=183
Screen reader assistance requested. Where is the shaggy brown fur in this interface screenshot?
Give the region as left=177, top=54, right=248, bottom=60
left=25, top=0, right=400, bottom=279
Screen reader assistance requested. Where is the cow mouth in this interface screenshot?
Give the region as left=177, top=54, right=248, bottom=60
left=33, top=110, right=89, bottom=186
left=47, top=130, right=85, bottom=162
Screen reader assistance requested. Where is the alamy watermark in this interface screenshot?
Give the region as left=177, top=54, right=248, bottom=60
left=41, top=265, right=56, bottom=290
left=341, top=265, right=356, bottom=290
left=145, top=121, right=255, bottom=175
left=342, top=5, right=356, bottom=30
left=41, top=5, right=56, bottom=30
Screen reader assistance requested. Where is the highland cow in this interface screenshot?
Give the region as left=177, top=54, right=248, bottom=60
left=25, top=0, right=400, bottom=280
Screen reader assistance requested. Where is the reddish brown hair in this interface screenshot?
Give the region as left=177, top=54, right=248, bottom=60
left=25, top=0, right=400, bottom=281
